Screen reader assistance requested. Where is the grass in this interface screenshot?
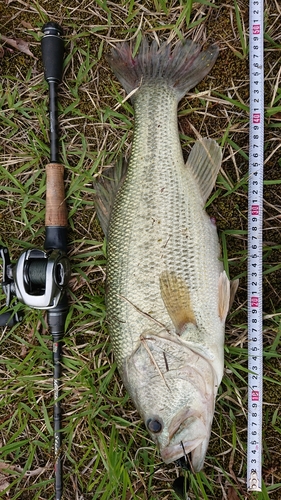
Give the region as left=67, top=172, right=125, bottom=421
left=0, top=0, right=281, bottom=499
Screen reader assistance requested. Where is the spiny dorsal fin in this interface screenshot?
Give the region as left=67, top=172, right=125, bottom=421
left=218, top=271, right=231, bottom=322
left=186, top=138, right=222, bottom=204
left=94, top=157, right=127, bottom=236
left=159, top=271, right=196, bottom=334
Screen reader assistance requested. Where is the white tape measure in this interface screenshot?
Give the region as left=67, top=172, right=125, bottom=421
left=247, top=0, right=264, bottom=491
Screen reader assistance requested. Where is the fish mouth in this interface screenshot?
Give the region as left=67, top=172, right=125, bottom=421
left=160, top=415, right=208, bottom=465
left=161, top=435, right=206, bottom=465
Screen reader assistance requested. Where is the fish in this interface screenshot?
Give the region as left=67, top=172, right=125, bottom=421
left=95, top=37, right=233, bottom=472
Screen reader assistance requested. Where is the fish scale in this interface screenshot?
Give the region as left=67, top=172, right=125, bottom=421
left=107, top=83, right=223, bottom=371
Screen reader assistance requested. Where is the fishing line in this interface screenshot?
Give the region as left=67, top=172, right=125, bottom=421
left=247, top=0, right=264, bottom=491
left=172, top=444, right=191, bottom=499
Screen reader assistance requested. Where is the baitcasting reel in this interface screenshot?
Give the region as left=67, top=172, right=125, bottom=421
left=0, top=245, right=70, bottom=326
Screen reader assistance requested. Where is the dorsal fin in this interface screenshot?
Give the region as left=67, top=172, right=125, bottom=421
left=94, top=157, right=127, bottom=236
left=186, top=138, right=222, bottom=203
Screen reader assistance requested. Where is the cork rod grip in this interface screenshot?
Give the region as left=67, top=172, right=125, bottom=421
left=45, top=163, right=67, bottom=227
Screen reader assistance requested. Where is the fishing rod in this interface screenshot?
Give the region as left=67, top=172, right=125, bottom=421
left=0, top=22, right=69, bottom=500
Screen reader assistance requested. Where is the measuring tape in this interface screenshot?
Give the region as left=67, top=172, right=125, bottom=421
left=247, top=0, right=264, bottom=492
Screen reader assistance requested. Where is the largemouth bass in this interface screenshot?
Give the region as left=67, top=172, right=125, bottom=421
left=96, top=38, right=232, bottom=472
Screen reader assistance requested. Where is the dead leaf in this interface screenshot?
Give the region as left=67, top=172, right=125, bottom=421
left=0, top=462, right=13, bottom=495
left=270, top=112, right=281, bottom=121
left=0, top=461, right=46, bottom=477
left=226, top=485, right=240, bottom=500
left=0, top=472, right=10, bottom=494
left=0, top=462, right=15, bottom=474
left=21, top=21, right=33, bottom=30
left=1, top=35, right=35, bottom=58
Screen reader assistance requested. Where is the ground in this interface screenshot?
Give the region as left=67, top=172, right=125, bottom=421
left=0, top=0, right=280, bottom=499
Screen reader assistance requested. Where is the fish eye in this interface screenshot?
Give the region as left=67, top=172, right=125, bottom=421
left=146, top=418, right=163, bottom=434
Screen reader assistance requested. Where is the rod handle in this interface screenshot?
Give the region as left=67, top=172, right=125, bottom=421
left=45, top=163, right=67, bottom=228
left=41, top=22, right=64, bottom=84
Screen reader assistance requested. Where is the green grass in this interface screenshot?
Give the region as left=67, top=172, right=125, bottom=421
left=0, top=0, right=281, bottom=499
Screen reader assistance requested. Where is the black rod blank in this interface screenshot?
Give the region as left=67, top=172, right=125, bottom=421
left=41, top=22, right=66, bottom=500
left=41, top=22, right=64, bottom=164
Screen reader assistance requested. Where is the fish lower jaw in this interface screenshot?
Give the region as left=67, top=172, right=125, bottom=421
left=160, top=435, right=206, bottom=465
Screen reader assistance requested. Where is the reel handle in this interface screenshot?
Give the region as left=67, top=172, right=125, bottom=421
left=0, top=312, right=18, bottom=327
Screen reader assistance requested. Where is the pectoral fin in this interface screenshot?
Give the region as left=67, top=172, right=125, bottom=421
left=186, top=138, right=222, bottom=203
left=159, top=271, right=196, bottom=333
left=218, top=270, right=231, bottom=322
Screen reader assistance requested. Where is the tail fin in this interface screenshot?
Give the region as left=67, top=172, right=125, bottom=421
left=106, top=37, right=219, bottom=102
